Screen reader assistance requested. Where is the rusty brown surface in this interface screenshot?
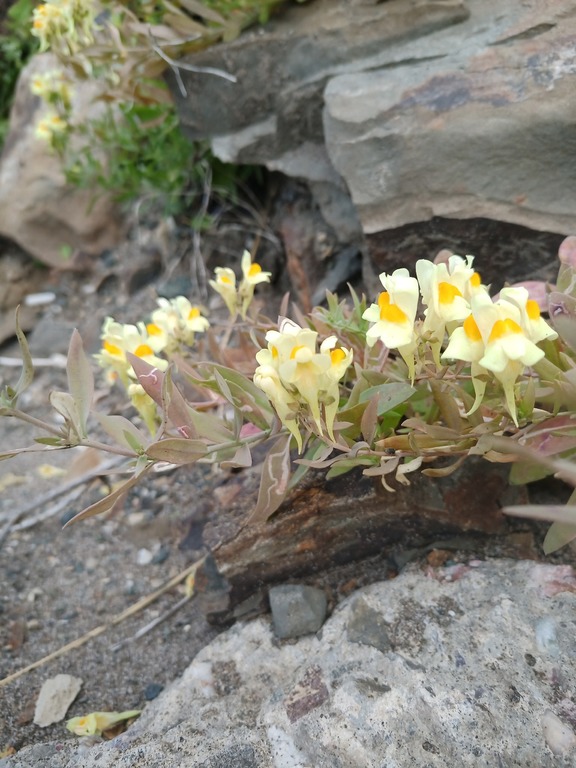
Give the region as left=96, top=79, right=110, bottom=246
left=200, top=458, right=529, bottom=623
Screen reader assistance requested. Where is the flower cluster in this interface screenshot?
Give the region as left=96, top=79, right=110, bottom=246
left=147, top=296, right=210, bottom=353
left=254, top=318, right=353, bottom=451
left=31, top=0, right=95, bottom=54
left=31, top=69, right=73, bottom=145
left=209, top=250, right=271, bottom=319
left=362, top=255, right=558, bottom=424
left=95, top=298, right=209, bottom=431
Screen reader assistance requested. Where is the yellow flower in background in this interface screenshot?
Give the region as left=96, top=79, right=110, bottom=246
left=30, top=69, right=72, bottom=109
left=209, top=267, right=237, bottom=316
left=150, top=296, right=209, bottom=351
left=210, top=251, right=271, bottom=318
left=241, top=249, right=271, bottom=287
left=95, top=318, right=168, bottom=432
left=239, top=250, right=272, bottom=318
left=35, top=111, right=68, bottom=142
left=318, top=336, right=353, bottom=440
left=31, top=0, right=95, bottom=53
left=362, top=268, right=419, bottom=380
left=95, top=317, right=168, bottom=385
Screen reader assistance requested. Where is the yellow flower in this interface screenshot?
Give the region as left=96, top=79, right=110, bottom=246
left=95, top=317, right=168, bottom=388
left=253, top=363, right=302, bottom=450
left=254, top=319, right=352, bottom=449
left=362, top=268, right=419, bottom=380
left=35, top=111, right=68, bottom=142
left=66, top=710, right=141, bottom=737
left=498, top=286, right=558, bottom=344
left=239, top=250, right=271, bottom=318
left=31, top=0, right=95, bottom=53
left=30, top=69, right=72, bottom=110
left=150, top=296, right=209, bottom=351
left=209, top=267, right=237, bottom=317
left=443, top=291, right=545, bottom=424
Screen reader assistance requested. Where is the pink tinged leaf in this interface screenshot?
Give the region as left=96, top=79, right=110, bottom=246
left=558, top=236, right=576, bottom=267
left=63, top=463, right=153, bottom=527
left=145, top=437, right=207, bottom=464
left=66, top=329, right=94, bottom=437
left=127, top=355, right=196, bottom=436
left=494, top=281, right=550, bottom=310
left=248, top=434, right=292, bottom=525
left=239, top=423, right=263, bottom=439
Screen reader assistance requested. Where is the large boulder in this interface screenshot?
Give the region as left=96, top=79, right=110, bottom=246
left=169, top=0, right=576, bottom=281
left=4, top=559, right=576, bottom=766
left=0, top=54, right=126, bottom=268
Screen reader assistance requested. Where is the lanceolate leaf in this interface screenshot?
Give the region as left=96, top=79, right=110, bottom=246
left=13, top=306, right=34, bottom=400
left=145, top=437, right=207, bottom=464
left=94, top=413, right=146, bottom=453
left=247, top=434, right=292, bottom=525
left=49, top=391, right=82, bottom=442
left=543, top=522, right=576, bottom=554
left=63, top=463, right=153, bottom=527
left=66, top=330, right=94, bottom=438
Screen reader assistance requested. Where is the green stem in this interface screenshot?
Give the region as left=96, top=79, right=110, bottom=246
left=9, top=409, right=63, bottom=438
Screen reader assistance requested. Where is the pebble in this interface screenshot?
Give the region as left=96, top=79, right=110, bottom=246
left=269, top=584, right=327, bottom=639
left=144, top=683, right=164, bottom=701
left=33, top=674, right=83, bottom=728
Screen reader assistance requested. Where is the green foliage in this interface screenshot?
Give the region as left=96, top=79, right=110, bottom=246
left=64, top=98, right=204, bottom=214
left=0, top=0, right=38, bottom=146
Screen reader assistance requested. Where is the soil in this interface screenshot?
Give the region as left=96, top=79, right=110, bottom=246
left=0, top=189, right=574, bottom=758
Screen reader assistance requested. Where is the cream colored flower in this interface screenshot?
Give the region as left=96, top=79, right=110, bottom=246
left=498, top=286, right=558, bottom=344
left=254, top=318, right=352, bottom=449
left=239, top=250, right=271, bottom=318
left=209, top=267, right=237, bottom=317
left=35, top=111, right=68, bottom=142
left=95, top=317, right=168, bottom=388
left=443, top=291, right=545, bottom=424
left=253, top=363, right=302, bottom=450
left=32, top=0, right=95, bottom=53
left=363, top=268, right=419, bottom=380
left=149, top=296, right=209, bottom=351
left=30, top=69, right=72, bottom=109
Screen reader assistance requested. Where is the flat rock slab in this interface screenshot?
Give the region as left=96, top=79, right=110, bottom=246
left=5, top=559, right=576, bottom=767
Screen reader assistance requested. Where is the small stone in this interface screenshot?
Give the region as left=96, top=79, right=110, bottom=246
left=269, top=585, right=327, bottom=640
left=33, top=674, right=83, bottom=727
left=136, top=548, right=154, bottom=566
left=144, top=683, right=164, bottom=701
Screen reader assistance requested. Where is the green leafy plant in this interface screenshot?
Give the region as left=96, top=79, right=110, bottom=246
left=4, top=240, right=576, bottom=554
left=25, top=0, right=292, bottom=214
left=0, top=0, right=38, bottom=146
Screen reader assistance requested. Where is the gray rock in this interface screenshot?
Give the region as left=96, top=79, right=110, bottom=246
left=33, top=674, right=83, bottom=727
left=5, top=559, right=576, bottom=767
left=170, top=0, right=576, bottom=249
left=0, top=54, right=126, bottom=268
left=269, top=584, right=328, bottom=639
